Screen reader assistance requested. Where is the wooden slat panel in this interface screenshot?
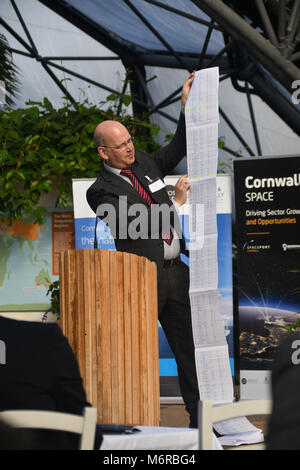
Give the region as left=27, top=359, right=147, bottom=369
left=59, top=249, right=159, bottom=426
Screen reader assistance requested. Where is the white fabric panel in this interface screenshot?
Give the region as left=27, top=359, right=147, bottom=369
left=0, top=0, right=130, bottom=110
left=67, top=0, right=224, bottom=54
left=218, top=79, right=300, bottom=159
left=145, top=66, right=300, bottom=175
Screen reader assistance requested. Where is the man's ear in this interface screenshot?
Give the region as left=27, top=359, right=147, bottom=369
left=98, top=146, right=108, bottom=161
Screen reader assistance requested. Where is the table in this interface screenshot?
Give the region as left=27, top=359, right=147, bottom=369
left=100, top=426, right=224, bottom=450
left=100, top=426, right=198, bottom=450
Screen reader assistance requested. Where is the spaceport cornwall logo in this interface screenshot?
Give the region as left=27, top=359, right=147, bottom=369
left=282, top=243, right=300, bottom=251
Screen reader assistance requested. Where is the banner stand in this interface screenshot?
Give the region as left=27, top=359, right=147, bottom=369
left=234, top=155, right=300, bottom=399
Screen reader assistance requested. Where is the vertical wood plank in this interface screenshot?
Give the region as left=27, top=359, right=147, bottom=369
left=82, top=249, right=95, bottom=405
left=90, top=251, right=98, bottom=409
left=82, top=249, right=90, bottom=401
left=151, top=263, right=160, bottom=425
left=116, top=251, right=125, bottom=424
left=130, top=253, right=141, bottom=425
left=145, top=259, right=154, bottom=424
left=148, top=262, right=159, bottom=424
left=98, top=250, right=112, bottom=424
left=109, top=250, right=119, bottom=423
left=58, top=253, right=66, bottom=334
left=139, top=257, right=148, bottom=425
left=123, top=252, right=133, bottom=424
left=95, top=250, right=104, bottom=423
left=76, top=249, right=86, bottom=389
left=66, top=250, right=76, bottom=355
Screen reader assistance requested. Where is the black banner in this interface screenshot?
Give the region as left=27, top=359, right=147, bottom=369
left=234, top=155, right=300, bottom=370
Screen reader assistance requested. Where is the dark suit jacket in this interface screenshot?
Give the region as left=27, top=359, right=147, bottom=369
left=0, top=317, right=91, bottom=449
left=0, top=419, right=36, bottom=450
left=266, top=332, right=300, bottom=450
left=86, top=112, right=188, bottom=279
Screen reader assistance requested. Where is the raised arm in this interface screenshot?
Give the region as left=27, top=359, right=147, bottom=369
left=150, top=73, right=195, bottom=177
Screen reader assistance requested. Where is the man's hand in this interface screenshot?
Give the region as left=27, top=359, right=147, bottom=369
left=174, top=174, right=191, bottom=206
left=181, top=72, right=195, bottom=108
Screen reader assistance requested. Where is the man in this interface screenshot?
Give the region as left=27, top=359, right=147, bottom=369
left=0, top=314, right=102, bottom=449
left=86, top=73, right=199, bottom=427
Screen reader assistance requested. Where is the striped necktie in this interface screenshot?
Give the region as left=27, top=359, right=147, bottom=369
left=120, top=167, right=173, bottom=245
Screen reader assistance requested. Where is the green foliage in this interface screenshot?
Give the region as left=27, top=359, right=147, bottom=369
left=0, top=90, right=233, bottom=224
left=217, top=136, right=234, bottom=173
left=46, top=280, right=60, bottom=317
left=0, top=95, right=161, bottom=223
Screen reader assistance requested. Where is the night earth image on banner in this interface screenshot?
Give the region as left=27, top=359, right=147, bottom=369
left=234, top=155, right=300, bottom=372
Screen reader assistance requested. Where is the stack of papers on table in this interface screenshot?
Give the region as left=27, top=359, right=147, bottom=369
left=214, top=417, right=264, bottom=447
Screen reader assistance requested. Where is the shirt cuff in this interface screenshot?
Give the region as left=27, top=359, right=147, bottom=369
left=172, top=197, right=183, bottom=214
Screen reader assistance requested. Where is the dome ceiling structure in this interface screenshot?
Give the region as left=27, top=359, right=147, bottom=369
left=1, top=0, right=299, bottom=159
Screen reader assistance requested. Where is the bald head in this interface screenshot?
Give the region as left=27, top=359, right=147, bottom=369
left=94, top=120, right=128, bottom=148
left=94, top=120, right=135, bottom=169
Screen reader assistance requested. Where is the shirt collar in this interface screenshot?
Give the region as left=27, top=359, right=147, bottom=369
left=103, top=161, right=123, bottom=176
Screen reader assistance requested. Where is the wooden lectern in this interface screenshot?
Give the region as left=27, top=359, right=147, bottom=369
left=59, top=249, right=160, bottom=426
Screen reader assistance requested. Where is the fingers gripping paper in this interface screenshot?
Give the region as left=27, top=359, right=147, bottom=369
left=185, top=68, right=234, bottom=405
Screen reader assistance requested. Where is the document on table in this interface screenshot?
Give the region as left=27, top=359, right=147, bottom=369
left=214, top=416, right=264, bottom=446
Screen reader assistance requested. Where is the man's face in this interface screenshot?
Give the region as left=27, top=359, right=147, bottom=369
left=99, top=125, right=135, bottom=169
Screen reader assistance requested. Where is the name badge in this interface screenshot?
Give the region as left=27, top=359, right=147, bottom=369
left=148, top=178, right=165, bottom=193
